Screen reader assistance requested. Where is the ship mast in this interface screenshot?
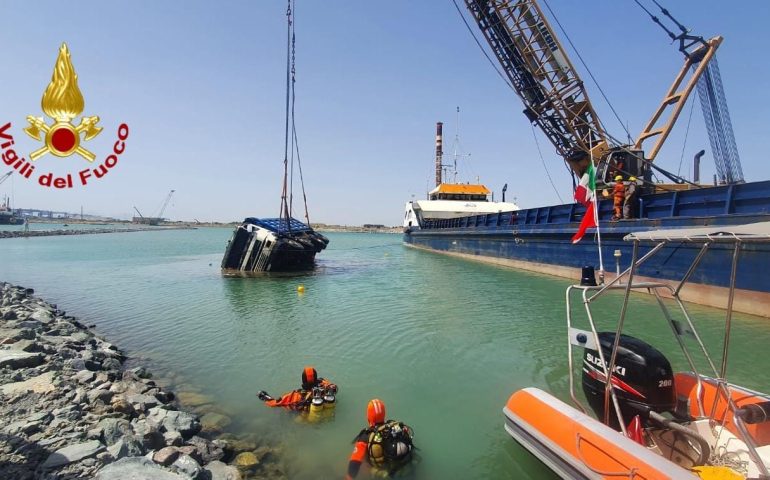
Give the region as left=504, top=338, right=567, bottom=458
left=435, top=122, right=443, bottom=187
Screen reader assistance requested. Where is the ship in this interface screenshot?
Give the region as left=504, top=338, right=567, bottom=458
left=404, top=122, right=520, bottom=228
left=221, top=0, right=328, bottom=273
left=0, top=196, right=22, bottom=225
left=404, top=0, right=770, bottom=316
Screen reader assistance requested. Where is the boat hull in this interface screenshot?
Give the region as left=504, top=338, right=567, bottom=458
left=404, top=180, right=770, bottom=315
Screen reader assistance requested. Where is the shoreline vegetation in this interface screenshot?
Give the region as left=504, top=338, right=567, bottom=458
left=17, top=218, right=402, bottom=234
left=0, top=281, right=288, bottom=479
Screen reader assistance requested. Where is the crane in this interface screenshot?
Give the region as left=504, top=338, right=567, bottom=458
left=463, top=0, right=733, bottom=188
left=155, top=189, right=175, bottom=220
left=0, top=171, right=12, bottom=186
left=133, top=206, right=144, bottom=219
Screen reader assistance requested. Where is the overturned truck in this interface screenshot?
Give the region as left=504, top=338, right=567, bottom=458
left=221, top=217, right=329, bottom=273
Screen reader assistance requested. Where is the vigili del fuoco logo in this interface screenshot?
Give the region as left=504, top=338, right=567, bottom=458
left=0, top=43, right=129, bottom=188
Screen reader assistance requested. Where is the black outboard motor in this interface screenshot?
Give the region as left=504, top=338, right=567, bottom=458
left=582, top=332, right=675, bottom=430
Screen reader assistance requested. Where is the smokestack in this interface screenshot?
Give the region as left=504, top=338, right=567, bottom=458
left=693, top=149, right=705, bottom=184
left=435, top=122, right=443, bottom=187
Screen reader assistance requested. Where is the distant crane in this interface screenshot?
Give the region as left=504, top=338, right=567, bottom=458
left=0, top=171, right=12, bottom=186
left=155, top=189, right=175, bottom=220
left=133, top=206, right=145, bottom=219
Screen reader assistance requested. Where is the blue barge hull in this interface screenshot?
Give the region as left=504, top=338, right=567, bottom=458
left=404, top=181, right=770, bottom=315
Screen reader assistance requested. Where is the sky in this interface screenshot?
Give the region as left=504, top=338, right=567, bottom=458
left=1, top=0, right=769, bottom=225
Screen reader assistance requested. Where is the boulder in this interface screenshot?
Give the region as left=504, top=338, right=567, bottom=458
left=233, top=451, right=259, bottom=468
left=0, top=371, right=56, bottom=395
left=99, top=418, right=132, bottom=445
left=153, top=446, right=180, bottom=466
left=95, top=456, right=188, bottom=479
left=204, top=460, right=242, bottom=480
left=28, top=308, right=54, bottom=324
left=187, top=435, right=224, bottom=463
left=146, top=407, right=200, bottom=437
left=107, top=435, right=145, bottom=460
left=176, top=391, right=212, bottom=407
left=0, top=350, right=43, bottom=369
left=42, top=440, right=105, bottom=469
left=200, top=412, right=231, bottom=433
left=171, top=454, right=202, bottom=480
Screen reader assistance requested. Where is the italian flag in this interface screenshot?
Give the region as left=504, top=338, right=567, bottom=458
left=572, top=163, right=597, bottom=244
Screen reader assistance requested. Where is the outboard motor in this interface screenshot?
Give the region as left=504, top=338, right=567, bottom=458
left=582, top=332, right=675, bottom=430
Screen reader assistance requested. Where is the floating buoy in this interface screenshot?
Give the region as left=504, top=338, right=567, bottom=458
left=297, top=284, right=305, bottom=293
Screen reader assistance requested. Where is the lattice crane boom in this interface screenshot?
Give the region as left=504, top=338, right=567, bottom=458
left=156, top=189, right=175, bottom=219
left=463, top=0, right=609, bottom=176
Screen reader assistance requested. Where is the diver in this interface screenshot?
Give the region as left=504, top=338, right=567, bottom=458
left=345, top=399, right=415, bottom=479
left=257, top=366, right=337, bottom=411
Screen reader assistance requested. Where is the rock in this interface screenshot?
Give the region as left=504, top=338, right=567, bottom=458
left=164, top=430, right=183, bottom=447
left=96, top=456, right=189, bottom=479
left=0, top=350, right=43, bottom=369
left=200, top=412, right=231, bottom=433
left=76, top=370, right=96, bottom=383
left=176, top=391, right=213, bottom=407
left=233, top=451, right=259, bottom=468
left=3, top=309, right=17, bottom=320
left=11, top=339, right=38, bottom=352
left=187, top=435, right=224, bottom=463
left=253, top=445, right=274, bottom=463
left=228, top=438, right=258, bottom=454
left=26, top=411, right=52, bottom=424
left=42, top=440, right=105, bottom=469
left=111, top=397, right=134, bottom=415
left=88, top=388, right=114, bottom=404
left=28, top=308, right=54, bottom=324
left=0, top=371, right=56, bottom=395
left=99, top=417, right=132, bottom=445
left=146, top=407, right=200, bottom=437
left=171, top=454, right=202, bottom=479
left=127, top=393, right=160, bottom=409
left=153, top=446, right=180, bottom=466
left=107, top=435, right=145, bottom=460
left=204, top=460, right=242, bottom=480
left=102, top=357, right=122, bottom=371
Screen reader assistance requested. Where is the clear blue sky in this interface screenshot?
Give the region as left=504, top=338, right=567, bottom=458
left=2, top=1, right=769, bottom=225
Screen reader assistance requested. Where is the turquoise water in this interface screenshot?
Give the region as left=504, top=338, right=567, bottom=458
left=1, top=228, right=769, bottom=479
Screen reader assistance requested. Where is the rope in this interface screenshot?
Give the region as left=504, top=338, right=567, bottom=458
left=676, top=95, right=696, bottom=177
left=540, top=0, right=630, bottom=141
left=531, top=124, right=564, bottom=203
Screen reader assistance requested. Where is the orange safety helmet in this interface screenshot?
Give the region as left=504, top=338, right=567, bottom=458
left=301, top=366, right=318, bottom=390
left=367, top=398, right=386, bottom=426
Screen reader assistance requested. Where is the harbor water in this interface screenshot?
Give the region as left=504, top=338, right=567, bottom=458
left=1, top=226, right=769, bottom=479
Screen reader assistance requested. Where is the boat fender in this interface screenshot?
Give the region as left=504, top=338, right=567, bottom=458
left=735, top=401, right=770, bottom=424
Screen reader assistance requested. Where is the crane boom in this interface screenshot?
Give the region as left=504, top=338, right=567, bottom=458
left=0, top=171, right=12, bottom=186
left=463, top=0, right=608, bottom=176
left=133, top=206, right=144, bottom=218
left=156, top=189, right=175, bottom=219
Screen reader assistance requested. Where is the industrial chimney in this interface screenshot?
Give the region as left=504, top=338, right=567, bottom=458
left=693, top=149, right=705, bottom=184
left=435, top=122, right=443, bottom=187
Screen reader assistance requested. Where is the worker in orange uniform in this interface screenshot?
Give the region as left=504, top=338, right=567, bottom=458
left=612, top=175, right=625, bottom=221
left=623, top=176, right=639, bottom=219
left=345, top=399, right=415, bottom=479
left=257, top=366, right=337, bottom=411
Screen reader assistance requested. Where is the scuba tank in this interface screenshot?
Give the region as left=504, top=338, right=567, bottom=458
left=323, top=384, right=337, bottom=409
left=306, top=387, right=326, bottom=423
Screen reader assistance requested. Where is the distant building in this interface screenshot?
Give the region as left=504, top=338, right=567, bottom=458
left=363, top=224, right=386, bottom=229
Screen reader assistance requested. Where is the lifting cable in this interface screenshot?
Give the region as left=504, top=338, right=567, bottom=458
left=539, top=0, right=631, bottom=141
left=676, top=96, right=696, bottom=178
left=531, top=124, right=564, bottom=203
left=279, top=0, right=293, bottom=223
left=283, top=0, right=311, bottom=226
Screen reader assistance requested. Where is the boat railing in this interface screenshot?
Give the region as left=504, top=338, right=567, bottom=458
left=564, top=223, right=770, bottom=475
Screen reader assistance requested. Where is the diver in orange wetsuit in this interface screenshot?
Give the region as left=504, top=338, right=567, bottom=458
left=612, top=175, right=625, bottom=220
left=345, top=399, right=414, bottom=480
left=257, top=366, right=336, bottom=411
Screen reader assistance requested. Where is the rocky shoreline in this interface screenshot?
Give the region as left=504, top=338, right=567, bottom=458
left=0, top=227, right=195, bottom=239
left=0, top=282, right=286, bottom=479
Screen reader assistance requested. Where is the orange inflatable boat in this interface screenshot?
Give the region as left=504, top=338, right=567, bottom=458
left=503, top=223, right=770, bottom=479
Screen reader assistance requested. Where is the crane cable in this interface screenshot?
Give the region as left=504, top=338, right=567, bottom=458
left=676, top=95, right=696, bottom=178
left=531, top=125, right=564, bottom=203
left=279, top=0, right=293, bottom=224
left=539, top=0, right=631, bottom=141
